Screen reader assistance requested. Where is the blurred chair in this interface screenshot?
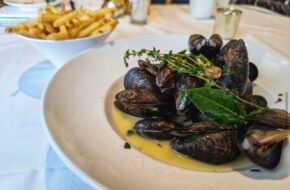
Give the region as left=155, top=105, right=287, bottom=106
left=229, top=0, right=290, bottom=16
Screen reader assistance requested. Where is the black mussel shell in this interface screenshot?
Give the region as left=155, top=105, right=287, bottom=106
left=188, top=34, right=207, bottom=55
left=214, top=39, right=237, bottom=67
left=156, top=63, right=175, bottom=96
left=175, top=121, right=235, bottom=135
left=138, top=60, right=158, bottom=76
left=247, top=109, right=290, bottom=129
left=243, top=95, right=268, bottom=113
left=206, top=34, right=223, bottom=59
left=134, top=118, right=181, bottom=140
left=114, top=89, right=175, bottom=117
left=188, top=34, right=223, bottom=59
left=217, top=39, right=249, bottom=96
left=249, top=62, right=259, bottom=82
left=237, top=125, right=284, bottom=169
left=124, top=67, right=157, bottom=90
left=170, top=131, right=240, bottom=165
left=243, top=80, right=253, bottom=97
left=192, top=111, right=210, bottom=122
left=175, top=74, right=203, bottom=115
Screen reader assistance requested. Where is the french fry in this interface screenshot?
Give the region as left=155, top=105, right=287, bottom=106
left=38, top=10, right=43, bottom=22
left=77, top=18, right=106, bottom=38
left=17, top=29, right=36, bottom=38
left=59, top=25, right=68, bottom=35
left=37, top=23, right=44, bottom=30
left=89, top=8, right=116, bottom=19
left=90, top=19, right=118, bottom=36
left=6, top=5, right=118, bottom=40
left=65, top=20, right=73, bottom=28
left=69, top=18, right=95, bottom=38
left=53, top=11, right=79, bottom=27
left=46, top=4, right=61, bottom=14
left=78, top=14, right=92, bottom=22
left=44, top=23, right=56, bottom=33
left=41, top=14, right=61, bottom=23
left=46, top=32, right=69, bottom=40
left=72, top=18, right=80, bottom=26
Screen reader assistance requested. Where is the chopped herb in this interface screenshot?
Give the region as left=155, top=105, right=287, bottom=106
left=250, top=168, right=261, bottom=172
left=124, top=142, right=131, bottom=149
left=127, top=129, right=135, bottom=136
left=157, top=143, right=163, bottom=148
left=278, top=93, right=283, bottom=96
left=275, top=98, right=282, bottom=103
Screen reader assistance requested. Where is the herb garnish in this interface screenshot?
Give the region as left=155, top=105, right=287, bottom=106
left=124, top=48, right=269, bottom=124
left=183, top=87, right=247, bottom=125
left=157, top=143, right=163, bottom=148
left=127, top=129, right=135, bottom=136
left=124, top=142, right=131, bottom=149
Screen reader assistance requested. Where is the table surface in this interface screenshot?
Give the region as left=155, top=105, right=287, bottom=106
left=0, top=4, right=290, bottom=190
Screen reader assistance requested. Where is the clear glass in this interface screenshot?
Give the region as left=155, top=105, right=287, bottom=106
left=130, top=0, right=149, bottom=25
left=213, top=7, right=242, bottom=39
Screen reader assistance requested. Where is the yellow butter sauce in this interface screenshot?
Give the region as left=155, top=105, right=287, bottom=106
left=112, top=106, right=251, bottom=172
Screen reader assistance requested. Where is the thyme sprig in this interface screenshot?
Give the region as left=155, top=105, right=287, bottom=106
left=124, top=48, right=268, bottom=112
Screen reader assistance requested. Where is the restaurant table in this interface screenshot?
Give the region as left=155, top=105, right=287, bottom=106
left=0, top=4, right=290, bottom=190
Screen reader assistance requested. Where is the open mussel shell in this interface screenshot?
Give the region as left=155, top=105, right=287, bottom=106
left=124, top=67, right=157, bottom=90
left=170, top=122, right=240, bottom=165
left=138, top=60, right=158, bottom=76
left=134, top=118, right=181, bottom=140
left=206, top=34, right=223, bottom=59
left=237, top=125, right=285, bottom=169
left=188, top=34, right=223, bottom=59
left=156, top=62, right=175, bottom=96
left=247, top=109, right=290, bottom=129
left=114, top=89, right=175, bottom=117
left=188, top=34, right=207, bottom=55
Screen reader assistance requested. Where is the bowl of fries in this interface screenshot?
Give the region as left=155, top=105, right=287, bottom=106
left=6, top=5, right=118, bottom=67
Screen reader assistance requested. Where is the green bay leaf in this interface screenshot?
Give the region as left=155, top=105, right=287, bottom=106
left=183, top=87, right=246, bottom=125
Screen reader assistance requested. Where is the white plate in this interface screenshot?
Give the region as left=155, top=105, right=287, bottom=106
left=42, top=35, right=290, bottom=190
left=4, top=0, right=61, bottom=10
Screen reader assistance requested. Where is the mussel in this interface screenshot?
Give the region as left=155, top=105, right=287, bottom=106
left=156, top=62, right=175, bottom=96
left=170, top=122, right=241, bottom=165
left=114, top=89, right=175, bottom=117
left=249, top=62, right=259, bottom=82
left=237, top=124, right=287, bottom=169
left=188, top=34, right=223, bottom=59
left=134, top=118, right=181, bottom=140
left=175, top=74, right=203, bottom=115
left=242, top=95, right=268, bottom=113
left=138, top=60, right=158, bottom=76
left=124, top=67, right=157, bottom=90
left=247, top=109, right=290, bottom=129
left=216, top=39, right=249, bottom=96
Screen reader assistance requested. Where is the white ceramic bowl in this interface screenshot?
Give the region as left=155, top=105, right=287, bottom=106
left=18, top=32, right=112, bottom=67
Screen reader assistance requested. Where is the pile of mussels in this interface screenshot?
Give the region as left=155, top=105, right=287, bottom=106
left=114, top=34, right=290, bottom=169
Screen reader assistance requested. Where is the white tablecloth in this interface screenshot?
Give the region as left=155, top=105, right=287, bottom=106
left=0, top=5, right=290, bottom=190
